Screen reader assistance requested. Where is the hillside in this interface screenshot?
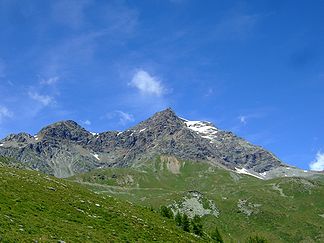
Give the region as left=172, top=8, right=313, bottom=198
left=71, top=156, right=324, bottom=242
left=0, top=158, right=201, bottom=242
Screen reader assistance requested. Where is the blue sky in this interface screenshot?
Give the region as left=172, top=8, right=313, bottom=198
left=0, top=0, right=323, bottom=170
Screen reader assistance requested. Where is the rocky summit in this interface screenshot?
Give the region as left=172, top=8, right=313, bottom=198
left=0, top=108, right=298, bottom=178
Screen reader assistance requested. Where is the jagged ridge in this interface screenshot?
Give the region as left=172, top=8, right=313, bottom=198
left=0, top=108, right=285, bottom=178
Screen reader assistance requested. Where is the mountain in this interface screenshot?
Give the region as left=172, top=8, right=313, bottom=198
left=0, top=108, right=315, bottom=179
left=1, top=111, right=323, bottom=242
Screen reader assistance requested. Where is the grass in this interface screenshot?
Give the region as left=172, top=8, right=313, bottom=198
left=1, top=154, right=323, bottom=242
left=71, top=156, right=324, bottom=242
left=0, top=157, right=202, bottom=242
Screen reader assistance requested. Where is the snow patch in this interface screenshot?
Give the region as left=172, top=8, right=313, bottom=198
left=260, top=171, right=267, bottom=176
left=117, top=132, right=122, bottom=136
left=139, top=128, right=146, bottom=133
left=0, top=143, right=3, bottom=147
left=235, top=167, right=264, bottom=180
left=91, top=153, right=100, bottom=161
left=184, top=120, right=218, bottom=140
left=179, top=117, right=188, bottom=122
left=91, top=132, right=99, bottom=136
left=34, top=135, right=39, bottom=141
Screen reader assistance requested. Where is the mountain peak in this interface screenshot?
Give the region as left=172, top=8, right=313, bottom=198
left=38, top=120, right=91, bottom=142
left=142, top=107, right=181, bottom=126
left=155, top=107, right=177, bottom=117
left=48, top=120, right=82, bottom=128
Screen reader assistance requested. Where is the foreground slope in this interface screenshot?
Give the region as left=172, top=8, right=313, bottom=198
left=0, top=108, right=288, bottom=178
left=72, top=157, right=324, bottom=242
left=0, top=162, right=200, bottom=242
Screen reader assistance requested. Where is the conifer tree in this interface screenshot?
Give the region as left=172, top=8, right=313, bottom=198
left=191, top=215, right=203, bottom=236
left=160, top=206, right=174, bottom=219
left=175, top=211, right=182, bottom=226
left=181, top=213, right=190, bottom=232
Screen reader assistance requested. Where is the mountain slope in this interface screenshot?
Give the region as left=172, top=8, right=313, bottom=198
left=0, top=162, right=200, bottom=242
left=0, top=108, right=306, bottom=178
left=71, top=157, right=324, bottom=242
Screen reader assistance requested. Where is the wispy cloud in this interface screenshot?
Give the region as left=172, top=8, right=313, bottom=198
left=41, top=1, right=138, bottom=80
left=0, top=59, right=6, bottom=78
left=205, top=88, right=214, bottom=97
left=237, top=109, right=270, bottom=125
left=117, top=111, right=134, bottom=125
left=81, top=119, right=91, bottom=126
left=103, top=2, right=138, bottom=35
left=214, top=12, right=260, bottom=40
left=40, top=76, right=59, bottom=85
left=51, top=0, right=91, bottom=29
left=129, top=69, right=165, bottom=96
left=169, top=0, right=186, bottom=4
left=309, top=151, right=324, bottom=171
left=105, top=110, right=134, bottom=126
left=0, top=105, right=13, bottom=123
left=239, top=115, right=247, bottom=125
left=28, top=91, right=55, bottom=106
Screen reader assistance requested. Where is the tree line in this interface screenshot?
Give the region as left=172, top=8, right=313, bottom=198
left=159, top=205, right=267, bottom=243
left=160, top=205, right=223, bottom=242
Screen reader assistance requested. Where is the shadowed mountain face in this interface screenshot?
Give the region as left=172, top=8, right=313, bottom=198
left=0, top=108, right=284, bottom=178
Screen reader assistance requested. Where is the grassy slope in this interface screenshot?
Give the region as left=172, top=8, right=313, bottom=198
left=0, top=159, right=201, bottom=242
left=71, top=157, right=324, bottom=242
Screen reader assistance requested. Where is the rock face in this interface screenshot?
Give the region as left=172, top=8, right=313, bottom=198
left=0, top=108, right=284, bottom=178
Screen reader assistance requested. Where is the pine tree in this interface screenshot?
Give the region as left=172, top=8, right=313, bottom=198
left=175, top=211, right=182, bottom=226
left=211, top=227, right=223, bottom=243
left=191, top=215, right=203, bottom=236
left=160, top=206, right=174, bottom=219
left=181, top=213, right=190, bottom=232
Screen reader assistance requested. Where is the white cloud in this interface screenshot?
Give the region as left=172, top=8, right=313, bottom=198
left=28, top=91, right=54, bottom=106
left=130, top=69, right=164, bottom=96
left=40, top=76, right=59, bottom=85
left=0, top=105, right=13, bottom=123
left=309, top=151, right=324, bottom=171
